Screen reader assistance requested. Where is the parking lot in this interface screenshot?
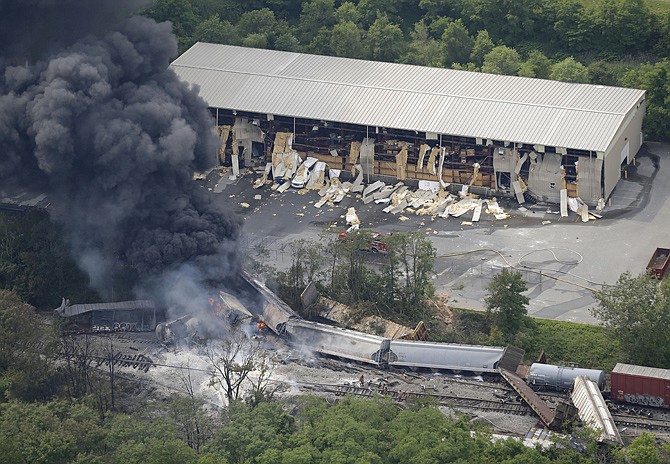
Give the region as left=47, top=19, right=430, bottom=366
left=208, top=142, right=669, bottom=325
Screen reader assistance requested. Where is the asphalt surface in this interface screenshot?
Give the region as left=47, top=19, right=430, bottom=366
left=207, top=142, right=669, bottom=325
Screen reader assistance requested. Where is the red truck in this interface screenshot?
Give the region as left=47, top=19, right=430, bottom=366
left=338, top=230, right=390, bottom=253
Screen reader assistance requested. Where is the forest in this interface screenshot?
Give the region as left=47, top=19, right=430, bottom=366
left=145, top=0, right=670, bottom=141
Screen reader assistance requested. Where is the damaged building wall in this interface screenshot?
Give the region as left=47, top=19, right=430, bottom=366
left=208, top=106, right=644, bottom=207
left=492, top=147, right=518, bottom=192
left=576, top=155, right=603, bottom=204
left=527, top=152, right=564, bottom=203
left=233, top=117, right=264, bottom=165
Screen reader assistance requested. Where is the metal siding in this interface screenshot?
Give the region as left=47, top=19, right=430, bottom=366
left=611, top=371, right=670, bottom=407
left=388, top=340, right=505, bottom=372
left=172, top=43, right=645, bottom=152
left=285, top=320, right=385, bottom=365
left=613, top=363, right=670, bottom=381
left=571, top=376, right=622, bottom=444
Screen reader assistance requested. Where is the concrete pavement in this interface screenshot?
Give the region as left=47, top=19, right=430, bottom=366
left=211, top=142, right=669, bottom=325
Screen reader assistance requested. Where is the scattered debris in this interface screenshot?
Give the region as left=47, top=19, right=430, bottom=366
left=345, top=207, right=360, bottom=231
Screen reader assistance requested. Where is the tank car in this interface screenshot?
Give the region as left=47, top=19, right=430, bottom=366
left=529, top=363, right=606, bottom=391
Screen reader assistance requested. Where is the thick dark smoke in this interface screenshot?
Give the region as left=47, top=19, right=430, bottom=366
left=0, top=0, right=148, bottom=61
left=0, top=3, right=241, bottom=305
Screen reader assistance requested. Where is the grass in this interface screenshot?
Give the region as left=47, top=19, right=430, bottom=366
left=445, top=309, right=624, bottom=371
left=647, top=0, right=670, bottom=14
left=520, top=318, right=623, bottom=371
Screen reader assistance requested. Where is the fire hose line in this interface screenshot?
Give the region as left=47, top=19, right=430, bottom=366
left=435, top=248, right=601, bottom=293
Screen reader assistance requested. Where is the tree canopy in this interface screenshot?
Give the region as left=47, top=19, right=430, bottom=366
left=485, top=268, right=530, bottom=340
left=141, top=0, right=670, bottom=141
left=592, top=272, right=670, bottom=368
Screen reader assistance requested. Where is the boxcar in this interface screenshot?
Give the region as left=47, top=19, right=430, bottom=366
left=610, top=363, right=670, bottom=408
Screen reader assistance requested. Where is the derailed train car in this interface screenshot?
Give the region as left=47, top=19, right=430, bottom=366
left=528, top=363, right=607, bottom=392
left=285, top=319, right=387, bottom=365
left=386, top=340, right=511, bottom=373
left=283, top=318, right=521, bottom=373
left=239, top=271, right=299, bottom=334
left=243, top=272, right=522, bottom=374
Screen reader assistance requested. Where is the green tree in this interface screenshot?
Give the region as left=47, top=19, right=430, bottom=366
left=298, top=0, right=336, bottom=44
left=0, top=290, right=58, bottom=401
left=619, top=60, right=670, bottom=141
left=458, top=0, right=546, bottom=46
left=242, top=33, right=269, bottom=49
left=592, top=272, right=670, bottom=367
left=357, top=0, right=401, bottom=28
left=145, top=0, right=199, bottom=38
left=0, top=400, right=105, bottom=464
left=595, top=0, right=653, bottom=55
left=191, top=15, right=238, bottom=45
left=329, top=21, right=368, bottom=59
left=335, top=1, right=362, bottom=25
left=236, top=8, right=277, bottom=38
left=0, top=211, right=97, bottom=308
left=441, top=19, right=473, bottom=67
left=469, top=30, right=494, bottom=67
left=274, top=32, right=302, bottom=52
left=484, top=268, right=529, bottom=339
left=393, top=232, right=435, bottom=317
left=481, top=46, right=522, bottom=75
left=547, top=0, right=595, bottom=52
left=615, top=432, right=662, bottom=464
left=367, top=13, right=406, bottom=62
left=203, top=401, right=294, bottom=463
left=550, top=57, right=590, bottom=83
left=275, top=239, right=323, bottom=313
left=401, top=21, right=443, bottom=67
left=519, top=50, right=552, bottom=79
left=588, top=60, right=622, bottom=86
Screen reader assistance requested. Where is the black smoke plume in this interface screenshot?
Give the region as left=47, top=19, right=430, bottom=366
left=0, top=3, right=241, bottom=304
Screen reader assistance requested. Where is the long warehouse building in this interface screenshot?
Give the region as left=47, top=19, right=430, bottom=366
left=171, top=43, right=646, bottom=206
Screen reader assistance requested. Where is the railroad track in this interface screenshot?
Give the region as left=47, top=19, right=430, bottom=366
left=94, top=352, right=155, bottom=373
left=302, top=383, right=532, bottom=415
left=612, top=414, right=670, bottom=433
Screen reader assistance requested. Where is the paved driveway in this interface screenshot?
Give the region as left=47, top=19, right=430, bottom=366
left=213, top=142, right=669, bottom=325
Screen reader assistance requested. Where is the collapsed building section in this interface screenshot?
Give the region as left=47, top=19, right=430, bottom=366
left=171, top=43, right=645, bottom=206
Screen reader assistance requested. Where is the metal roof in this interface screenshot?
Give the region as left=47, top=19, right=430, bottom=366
left=613, top=363, right=670, bottom=381
left=171, top=43, right=646, bottom=153
left=571, top=376, right=622, bottom=444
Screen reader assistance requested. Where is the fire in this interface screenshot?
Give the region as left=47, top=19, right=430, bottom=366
left=257, top=322, right=267, bottom=332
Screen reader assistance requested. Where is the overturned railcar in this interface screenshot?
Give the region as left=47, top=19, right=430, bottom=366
left=239, top=271, right=299, bottom=334
left=283, top=318, right=522, bottom=373
left=284, top=319, right=387, bottom=365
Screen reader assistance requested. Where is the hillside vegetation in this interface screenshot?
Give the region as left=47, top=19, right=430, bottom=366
left=146, top=0, right=670, bottom=141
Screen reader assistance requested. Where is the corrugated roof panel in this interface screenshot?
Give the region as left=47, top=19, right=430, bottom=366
left=171, top=46, right=644, bottom=152
left=613, top=363, right=670, bottom=380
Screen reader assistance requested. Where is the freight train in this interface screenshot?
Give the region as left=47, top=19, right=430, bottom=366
left=528, top=361, right=670, bottom=409
left=242, top=271, right=523, bottom=374
left=242, top=271, right=670, bottom=409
